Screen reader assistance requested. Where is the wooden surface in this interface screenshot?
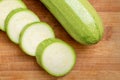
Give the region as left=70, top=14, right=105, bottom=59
left=0, top=0, right=120, bottom=80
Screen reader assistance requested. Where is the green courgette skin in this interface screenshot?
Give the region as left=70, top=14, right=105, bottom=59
left=41, top=0, right=104, bottom=45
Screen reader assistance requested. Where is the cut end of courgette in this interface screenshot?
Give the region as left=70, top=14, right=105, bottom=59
left=36, top=38, right=76, bottom=77
left=20, top=22, right=55, bottom=56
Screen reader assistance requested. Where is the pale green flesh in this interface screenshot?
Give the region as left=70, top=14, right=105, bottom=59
left=0, top=0, right=27, bottom=31
left=5, top=8, right=40, bottom=44
left=41, top=0, right=104, bottom=45
left=36, top=38, right=76, bottom=77
left=20, top=22, right=55, bottom=56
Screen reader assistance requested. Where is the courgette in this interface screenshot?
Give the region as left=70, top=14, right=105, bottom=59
left=41, top=0, right=104, bottom=45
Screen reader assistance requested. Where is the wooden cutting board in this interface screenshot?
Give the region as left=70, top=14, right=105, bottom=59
left=0, top=0, right=120, bottom=80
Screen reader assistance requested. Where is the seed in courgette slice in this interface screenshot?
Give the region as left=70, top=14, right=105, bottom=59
left=19, top=22, right=55, bottom=56
left=5, top=8, right=40, bottom=44
left=36, top=38, right=76, bottom=77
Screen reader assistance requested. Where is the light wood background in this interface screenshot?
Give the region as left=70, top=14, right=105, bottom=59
left=0, top=0, right=120, bottom=80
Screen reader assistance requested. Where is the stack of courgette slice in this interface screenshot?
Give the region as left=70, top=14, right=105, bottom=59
left=0, top=0, right=76, bottom=77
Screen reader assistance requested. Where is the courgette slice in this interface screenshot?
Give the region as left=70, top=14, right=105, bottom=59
left=20, top=22, right=55, bottom=56
left=0, top=0, right=27, bottom=31
left=5, top=8, right=40, bottom=44
left=36, top=38, right=76, bottom=77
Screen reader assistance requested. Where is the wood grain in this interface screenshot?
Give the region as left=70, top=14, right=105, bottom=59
left=0, top=0, right=120, bottom=80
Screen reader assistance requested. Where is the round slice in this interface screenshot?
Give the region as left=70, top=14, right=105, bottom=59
left=0, top=0, right=27, bottom=31
left=20, top=22, right=55, bottom=56
left=5, top=8, right=40, bottom=44
left=36, top=38, right=76, bottom=77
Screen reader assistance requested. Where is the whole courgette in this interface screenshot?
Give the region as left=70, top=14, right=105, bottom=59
left=41, top=0, right=104, bottom=45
